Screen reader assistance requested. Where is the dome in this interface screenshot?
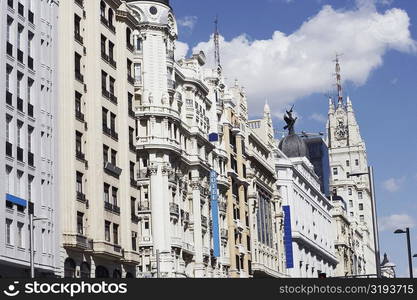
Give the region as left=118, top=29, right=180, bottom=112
left=278, top=134, right=308, bottom=158
left=126, top=0, right=170, bottom=6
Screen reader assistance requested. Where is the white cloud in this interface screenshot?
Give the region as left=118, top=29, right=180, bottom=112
left=175, top=41, right=189, bottom=59
left=190, top=1, right=416, bottom=116
left=379, top=214, right=415, bottom=231
left=382, top=177, right=405, bottom=192
left=309, top=113, right=327, bottom=123
left=390, top=78, right=398, bottom=85
left=177, top=16, right=198, bottom=31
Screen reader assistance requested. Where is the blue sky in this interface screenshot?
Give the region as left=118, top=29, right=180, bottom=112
left=171, top=0, right=417, bottom=277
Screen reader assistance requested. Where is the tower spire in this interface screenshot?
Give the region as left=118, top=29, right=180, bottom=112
left=214, top=15, right=221, bottom=71
left=334, top=54, right=344, bottom=107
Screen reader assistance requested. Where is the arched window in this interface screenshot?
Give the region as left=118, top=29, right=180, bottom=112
left=80, top=262, right=90, bottom=278
left=100, top=1, right=106, bottom=18
left=113, top=269, right=122, bottom=278
left=108, top=9, right=114, bottom=26
left=64, top=258, right=76, bottom=278
left=95, top=266, right=109, bottom=278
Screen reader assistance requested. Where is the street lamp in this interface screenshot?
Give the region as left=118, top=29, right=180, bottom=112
left=29, top=201, right=48, bottom=279
left=394, top=228, right=413, bottom=278
left=347, top=166, right=381, bottom=278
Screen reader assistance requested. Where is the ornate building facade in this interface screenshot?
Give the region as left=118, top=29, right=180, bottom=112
left=327, top=58, right=377, bottom=276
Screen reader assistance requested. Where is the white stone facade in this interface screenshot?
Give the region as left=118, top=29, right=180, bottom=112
left=0, top=0, right=60, bottom=277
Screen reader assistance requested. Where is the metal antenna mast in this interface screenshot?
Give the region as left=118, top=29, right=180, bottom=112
left=334, top=54, right=344, bottom=106
left=214, top=16, right=221, bottom=70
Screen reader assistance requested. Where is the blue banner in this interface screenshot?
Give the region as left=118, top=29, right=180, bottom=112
left=210, top=170, right=221, bottom=257
left=6, top=193, right=27, bottom=207
left=283, top=205, right=294, bottom=269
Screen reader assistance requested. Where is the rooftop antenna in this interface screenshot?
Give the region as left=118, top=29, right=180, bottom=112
left=214, top=15, right=221, bottom=72
left=334, top=53, right=344, bottom=107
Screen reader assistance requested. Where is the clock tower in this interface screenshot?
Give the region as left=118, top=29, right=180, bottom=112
left=327, top=58, right=377, bottom=277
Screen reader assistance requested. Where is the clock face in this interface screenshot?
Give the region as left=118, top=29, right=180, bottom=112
left=335, top=122, right=348, bottom=140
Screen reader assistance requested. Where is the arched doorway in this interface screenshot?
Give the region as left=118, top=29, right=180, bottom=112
left=125, top=272, right=134, bottom=278
left=64, top=258, right=76, bottom=278
left=95, top=266, right=109, bottom=278
left=80, top=262, right=90, bottom=278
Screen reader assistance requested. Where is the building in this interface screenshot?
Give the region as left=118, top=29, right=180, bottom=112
left=247, top=103, right=286, bottom=278
left=327, top=58, right=377, bottom=276
left=59, top=0, right=140, bottom=278
left=304, top=137, right=330, bottom=197
left=0, top=0, right=60, bottom=277
left=275, top=108, right=338, bottom=278
left=380, top=253, right=396, bottom=278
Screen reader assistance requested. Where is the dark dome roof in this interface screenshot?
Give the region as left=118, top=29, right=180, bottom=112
left=126, top=0, right=170, bottom=6
left=278, top=134, right=308, bottom=158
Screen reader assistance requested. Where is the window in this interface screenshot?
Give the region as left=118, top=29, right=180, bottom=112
left=355, top=159, right=359, bottom=166
left=359, top=203, right=364, bottom=211
left=130, top=161, right=135, bottom=180
left=16, top=170, right=23, bottom=197
left=6, top=219, right=13, bottom=245
left=7, top=16, right=13, bottom=43
left=358, top=192, right=363, bottom=200
left=134, top=63, right=142, bottom=82
left=100, top=1, right=106, bottom=18
left=136, top=37, right=142, bottom=51
left=76, top=131, right=82, bottom=155
left=104, top=184, right=110, bottom=203
left=77, top=212, right=84, bottom=235
left=105, top=221, right=111, bottom=242
left=103, top=145, right=109, bottom=162
left=75, top=52, right=82, bottom=80
left=112, top=187, right=118, bottom=206
left=17, top=222, right=24, bottom=248
left=333, top=168, right=338, bottom=176
left=360, top=215, right=365, bottom=223
left=74, top=14, right=82, bottom=40
left=346, top=160, right=350, bottom=167
left=348, top=188, right=352, bottom=196
left=76, top=172, right=83, bottom=194
left=101, top=71, right=107, bottom=92
left=28, top=175, right=33, bottom=201
left=110, top=149, right=117, bottom=165
left=6, top=166, right=13, bottom=194
left=109, top=77, right=115, bottom=95
left=113, top=223, right=119, bottom=245
left=101, top=35, right=107, bottom=55
left=132, top=231, right=137, bottom=251
left=108, top=9, right=114, bottom=27
left=17, top=24, right=23, bottom=49
left=27, top=78, right=33, bottom=104
left=6, top=65, right=13, bottom=91
left=349, top=200, right=353, bottom=208
left=17, top=72, right=23, bottom=99
left=110, top=113, right=116, bottom=132
left=108, top=41, right=114, bottom=60
left=102, top=108, right=108, bottom=128
left=75, top=92, right=82, bottom=117
left=6, top=115, right=12, bottom=142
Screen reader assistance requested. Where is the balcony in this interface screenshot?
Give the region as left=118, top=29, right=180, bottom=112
left=169, top=203, right=179, bottom=216
left=74, top=0, right=84, bottom=8
left=75, top=32, right=84, bottom=44
left=6, top=91, right=12, bottom=106
left=28, top=103, right=34, bottom=117
left=63, top=234, right=93, bottom=251
left=103, top=161, right=122, bottom=178
left=28, top=10, right=34, bottom=24
left=17, top=146, right=24, bottom=162
left=75, top=71, right=84, bottom=83
left=77, top=191, right=87, bottom=203
left=28, top=151, right=34, bottom=167
left=6, top=42, right=13, bottom=56
left=76, top=151, right=86, bottom=162
left=17, top=97, right=23, bottom=112
left=17, top=49, right=24, bottom=63
left=75, top=110, right=85, bottom=122
left=6, top=142, right=13, bottom=158
left=104, top=202, right=120, bottom=215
